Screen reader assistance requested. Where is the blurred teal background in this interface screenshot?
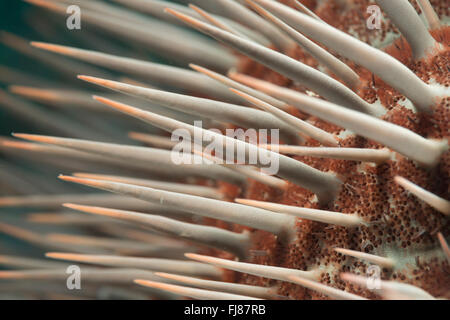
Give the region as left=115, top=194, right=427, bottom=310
left=0, top=2, right=28, bottom=35
left=0, top=1, right=30, bottom=136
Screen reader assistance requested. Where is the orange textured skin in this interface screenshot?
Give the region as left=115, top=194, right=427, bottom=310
left=206, top=1, right=449, bottom=300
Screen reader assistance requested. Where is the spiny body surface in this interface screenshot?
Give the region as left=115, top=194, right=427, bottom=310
left=231, top=0, right=450, bottom=299
left=0, top=0, right=448, bottom=300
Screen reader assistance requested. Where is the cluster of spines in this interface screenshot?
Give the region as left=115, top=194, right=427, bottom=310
left=0, top=0, right=448, bottom=300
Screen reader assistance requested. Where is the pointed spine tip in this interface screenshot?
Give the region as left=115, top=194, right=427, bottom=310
left=12, top=133, right=54, bottom=144
left=62, top=203, right=89, bottom=212
left=395, top=176, right=450, bottom=215
left=92, top=95, right=142, bottom=116
left=45, top=252, right=69, bottom=260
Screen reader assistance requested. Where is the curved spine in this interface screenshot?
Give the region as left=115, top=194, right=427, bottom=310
left=248, top=0, right=361, bottom=90
left=249, top=0, right=439, bottom=113
left=375, top=0, right=439, bottom=60
left=92, top=96, right=344, bottom=204
left=223, top=80, right=448, bottom=167
left=63, top=203, right=251, bottom=258
left=166, top=8, right=375, bottom=115
left=59, top=175, right=299, bottom=241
